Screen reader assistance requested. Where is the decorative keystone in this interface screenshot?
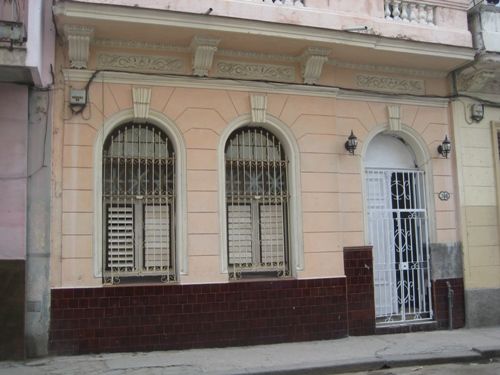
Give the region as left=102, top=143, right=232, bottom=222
left=190, top=36, right=220, bottom=77
left=387, top=105, right=401, bottom=131
left=64, top=25, right=94, bottom=69
left=250, top=94, right=268, bottom=123
left=133, top=87, right=152, bottom=123
left=301, top=47, right=331, bottom=85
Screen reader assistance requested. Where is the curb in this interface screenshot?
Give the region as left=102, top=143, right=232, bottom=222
left=226, top=349, right=497, bottom=375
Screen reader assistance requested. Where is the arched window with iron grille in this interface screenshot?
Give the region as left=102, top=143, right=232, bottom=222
left=225, top=126, right=290, bottom=279
left=102, top=122, right=175, bottom=284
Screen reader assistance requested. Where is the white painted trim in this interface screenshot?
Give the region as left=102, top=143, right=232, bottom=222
left=217, top=114, right=304, bottom=275
left=63, top=69, right=450, bottom=107
left=93, top=109, right=188, bottom=278
left=361, top=124, right=437, bottom=244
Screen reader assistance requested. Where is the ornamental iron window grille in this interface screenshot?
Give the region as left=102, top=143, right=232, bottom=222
left=102, top=123, right=176, bottom=284
left=225, top=126, right=290, bottom=279
left=365, top=168, right=433, bottom=324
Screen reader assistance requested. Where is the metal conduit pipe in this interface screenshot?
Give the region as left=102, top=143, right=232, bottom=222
left=446, top=281, right=454, bottom=330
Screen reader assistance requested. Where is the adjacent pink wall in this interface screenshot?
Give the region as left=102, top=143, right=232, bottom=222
left=0, top=83, right=28, bottom=259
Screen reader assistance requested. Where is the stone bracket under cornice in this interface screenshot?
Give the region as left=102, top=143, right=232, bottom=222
left=456, top=54, right=500, bottom=94
left=190, top=35, right=220, bottom=77
left=64, top=25, right=94, bottom=69
left=301, top=47, right=331, bottom=85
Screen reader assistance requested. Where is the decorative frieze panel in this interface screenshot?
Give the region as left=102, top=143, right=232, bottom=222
left=356, top=74, right=425, bottom=95
left=64, top=25, right=94, bottom=69
left=96, top=53, right=184, bottom=74
left=457, top=56, right=500, bottom=94
left=216, top=61, right=295, bottom=82
left=384, top=0, right=435, bottom=25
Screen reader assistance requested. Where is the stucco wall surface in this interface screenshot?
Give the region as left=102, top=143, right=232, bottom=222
left=51, top=76, right=458, bottom=287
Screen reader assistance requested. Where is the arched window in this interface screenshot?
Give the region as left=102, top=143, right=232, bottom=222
left=102, top=122, right=175, bottom=283
left=225, top=126, right=290, bottom=279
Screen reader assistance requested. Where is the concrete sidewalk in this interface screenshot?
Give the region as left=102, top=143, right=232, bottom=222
left=2, top=327, right=500, bottom=375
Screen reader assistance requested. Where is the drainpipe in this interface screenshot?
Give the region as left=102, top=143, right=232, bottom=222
left=446, top=281, right=454, bottom=330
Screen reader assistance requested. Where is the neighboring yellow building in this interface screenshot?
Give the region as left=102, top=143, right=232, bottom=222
left=454, top=0, right=500, bottom=327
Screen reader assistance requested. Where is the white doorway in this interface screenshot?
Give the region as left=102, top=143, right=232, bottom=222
left=364, top=134, right=433, bottom=324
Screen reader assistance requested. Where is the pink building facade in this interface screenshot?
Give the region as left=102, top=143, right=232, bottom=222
left=49, top=0, right=474, bottom=354
left=0, top=0, right=55, bottom=359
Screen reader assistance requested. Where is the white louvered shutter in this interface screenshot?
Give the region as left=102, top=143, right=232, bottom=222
left=106, top=205, right=135, bottom=269
left=227, top=204, right=253, bottom=265
left=260, top=204, right=285, bottom=264
left=144, top=204, right=170, bottom=269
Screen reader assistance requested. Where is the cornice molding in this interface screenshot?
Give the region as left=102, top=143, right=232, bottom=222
left=62, top=69, right=448, bottom=107
left=54, top=2, right=474, bottom=62
left=94, top=38, right=189, bottom=53
left=328, top=59, right=447, bottom=78
left=215, top=60, right=296, bottom=82
left=96, top=52, right=185, bottom=74
left=92, top=38, right=448, bottom=78
left=64, top=25, right=94, bottom=69
left=190, top=35, right=220, bottom=77
left=356, top=74, right=425, bottom=95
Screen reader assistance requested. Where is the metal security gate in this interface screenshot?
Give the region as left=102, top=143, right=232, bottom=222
left=365, top=168, right=432, bottom=324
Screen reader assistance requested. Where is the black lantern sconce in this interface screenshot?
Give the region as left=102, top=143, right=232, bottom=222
left=438, top=135, right=451, bottom=158
left=345, top=130, right=358, bottom=155
left=470, top=103, right=484, bottom=122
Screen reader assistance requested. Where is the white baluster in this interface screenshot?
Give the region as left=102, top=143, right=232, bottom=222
left=418, top=4, right=427, bottom=24
left=385, top=0, right=392, bottom=20
left=401, top=2, right=409, bottom=22
left=426, top=5, right=435, bottom=25
left=392, top=1, right=401, bottom=21
left=409, top=3, right=418, bottom=23
left=283, top=0, right=294, bottom=6
left=294, top=0, right=304, bottom=7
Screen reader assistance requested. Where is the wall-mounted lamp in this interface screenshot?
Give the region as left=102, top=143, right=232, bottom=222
left=438, top=135, right=451, bottom=159
left=471, top=103, right=484, bottom=122
left=345, top=130, right=358, bottom=155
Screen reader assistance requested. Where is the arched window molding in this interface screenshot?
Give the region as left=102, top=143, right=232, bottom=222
left=93, top=109, right=187, bottom=279
left=218, top=114, right=304, bottom=276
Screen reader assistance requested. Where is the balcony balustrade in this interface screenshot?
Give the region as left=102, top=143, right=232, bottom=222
left=384, top=1, right=436, bottom=25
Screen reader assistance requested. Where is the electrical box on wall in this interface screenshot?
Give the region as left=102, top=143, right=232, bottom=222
left=70, top=89, right=86, bottom=105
